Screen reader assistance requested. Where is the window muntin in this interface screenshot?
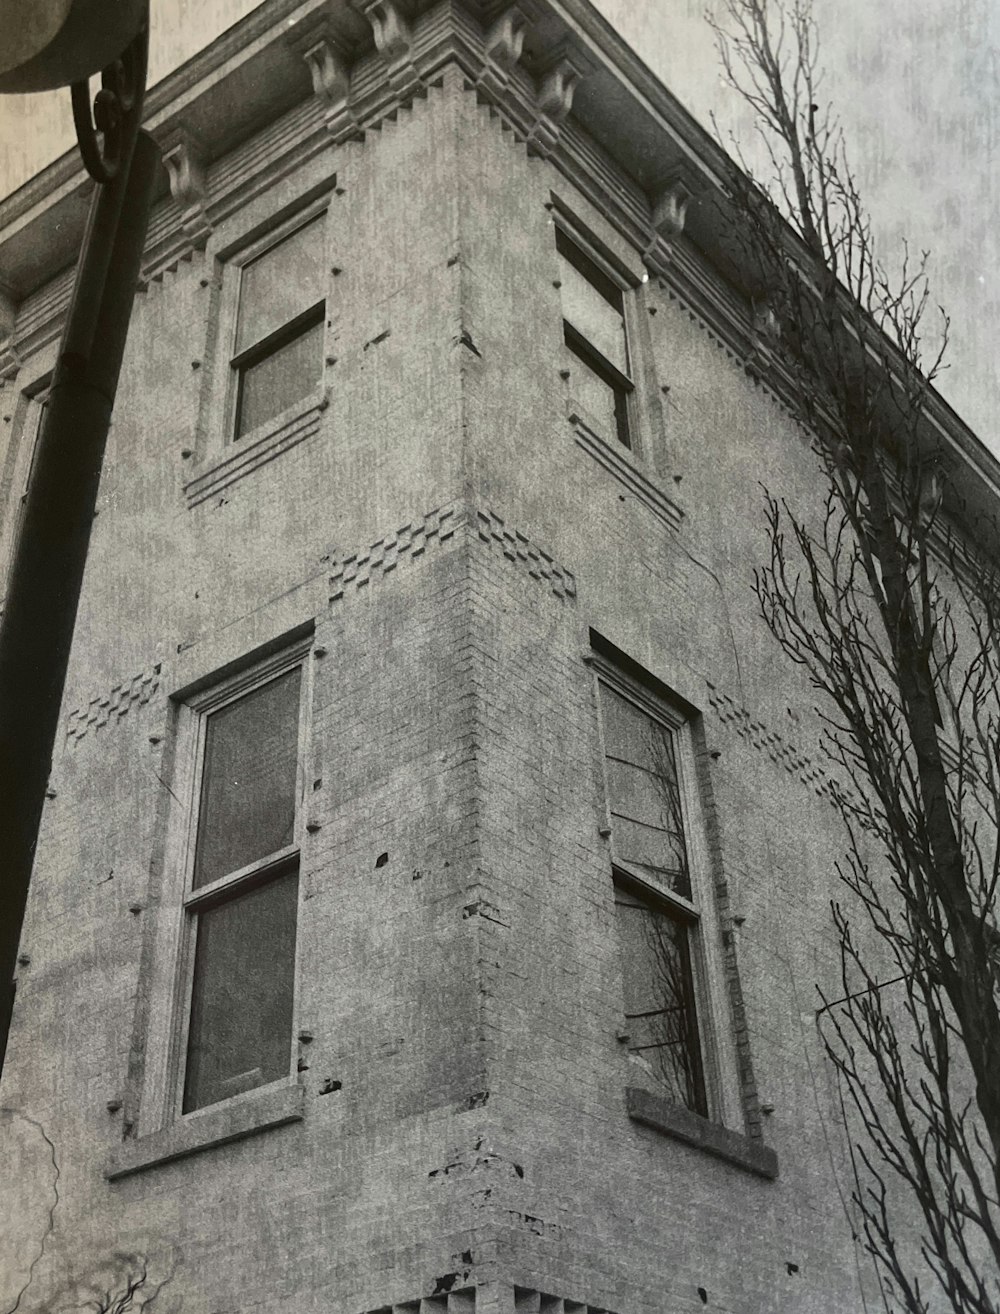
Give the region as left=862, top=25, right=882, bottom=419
left=557, top=228, right=633, bottom=449
left=180, top=659, right=306, bottom=1114
left=598, top=678, right=708, bottom=1116
left=231, top=216, right=325, bottom=441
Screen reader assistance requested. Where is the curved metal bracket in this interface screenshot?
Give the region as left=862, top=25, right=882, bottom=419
left=70, top=20, right=148, bottom=185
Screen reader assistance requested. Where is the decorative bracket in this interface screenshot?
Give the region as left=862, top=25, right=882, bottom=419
left=526, top=41, right=592, bottom=159
left=356, top=0, right=423, bottom=105
left=644, top=176, right=694, bottom=277
left=744, top=293, right=782, bottom=377
left=161, top=127, right=213, bottom=250
left=475, top=4, right=533, bottom=100
left=289, top=18, right=360, bottom=142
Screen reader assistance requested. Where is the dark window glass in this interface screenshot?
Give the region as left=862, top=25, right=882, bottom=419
left=235, top=313, right=323, bottom=440
left=193, top=668, right=300, bottom=889
left=183, top=868, right=298, bottom=1112
left=615, top=879, right=707, bottom=1115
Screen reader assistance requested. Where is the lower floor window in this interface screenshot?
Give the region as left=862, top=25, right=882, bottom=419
left=176, top=650, right=309, bottom=1115
left=183, top=864, right=299, bottom=1112
left=614, top=877, right=707, bottom=1116
left=596, top=668, right=711, bottom=1118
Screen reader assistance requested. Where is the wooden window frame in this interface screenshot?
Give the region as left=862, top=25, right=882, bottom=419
left=556, top=225, right=635, bottom=450
left=226, top=208, right=328, bottom=444
left=589, top=648, right=743, bottom=1131
left=168, top=639, right=313, bottom=1120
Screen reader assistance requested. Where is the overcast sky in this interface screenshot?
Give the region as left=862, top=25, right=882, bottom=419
left=1, top=0, right=997, bottom=452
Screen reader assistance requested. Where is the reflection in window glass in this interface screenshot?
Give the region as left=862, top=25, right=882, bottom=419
left=601, top=684, right=690, bottom=898
left=615, top=880, right=706, bottom=1115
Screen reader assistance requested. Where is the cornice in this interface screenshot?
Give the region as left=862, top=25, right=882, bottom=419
left=0, top=0, right=998, bottom=540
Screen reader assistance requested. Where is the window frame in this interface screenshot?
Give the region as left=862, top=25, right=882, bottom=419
left=166, top=638, right=313, bottom=1121
left=226, top=209, right=328, bottom=444
left=555, top=223, right=636, bottom=450
left=590, top=652, right=742, bottom=1130
left=0, top=377, right=49, bottom=606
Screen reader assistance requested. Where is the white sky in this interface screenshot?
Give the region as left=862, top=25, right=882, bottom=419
left=1, top=0, right=997, bottom=453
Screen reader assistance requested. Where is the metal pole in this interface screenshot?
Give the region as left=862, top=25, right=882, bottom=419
left=0, top=128, right=161, bottom=1075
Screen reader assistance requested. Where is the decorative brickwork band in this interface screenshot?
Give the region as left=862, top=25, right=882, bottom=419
left=705, top=681, right=837, bottom=804
left=66, top=664, right=162, bottom=744
left=328, top=505, right=461, bottom=601
left=327, top=504, right=577, bottom=604
left=476, top=510, right=576, bottom=600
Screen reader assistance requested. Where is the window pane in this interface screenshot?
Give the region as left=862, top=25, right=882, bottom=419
left=615, top=881, right=706, bottom=1115
left=193, top=668, right=300, bottom=889
left=557, top=243, right=628, bottom=375
left=567, top=337, right=630, bottom=448
left=183, top=869, right=298, bottom=1113
left=235, top=317, right=323, bottom=440
left=602, top=685, right=690, bottom=897
left=235, top=217, right=324, bottom=355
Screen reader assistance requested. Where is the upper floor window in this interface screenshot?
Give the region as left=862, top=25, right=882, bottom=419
left=179, top=648, right=309, bottom=1113
left=556, top=227, right=633, bottom=449
left=231, top=216, right=325, bottom=440
left=0, top=380, right=48, bottom=607
left=599, top=676, right=708, bottom=1116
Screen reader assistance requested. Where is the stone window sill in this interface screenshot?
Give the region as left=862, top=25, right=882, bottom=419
left=568, top=408, right=683, bottom=533
left=184, top=392, right=326, bottom=508
left=626, top=1086, right=778, bottom=1180
left=105, top=1081, right=304, bottom=1181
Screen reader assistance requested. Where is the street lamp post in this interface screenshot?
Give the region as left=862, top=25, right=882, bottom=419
left=0, top=7, right=159, bottom=1075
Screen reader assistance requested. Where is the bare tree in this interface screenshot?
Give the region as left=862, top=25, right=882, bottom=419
left=708, top=1, right=1000, bottom=1308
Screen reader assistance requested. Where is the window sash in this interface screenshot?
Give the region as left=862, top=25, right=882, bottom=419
left=172, top=646, right=310, bottom=1117
left=182, top=861, right=299, bottom=1113
left=598, top=679, right=695, bottom=912
left=234, top=216, right=325, bottom=357
left=232, top=303, right=325, bottom=440
left=614, top=873, right=708, bottom=1116
left=564, top=326, right=633, bottom=449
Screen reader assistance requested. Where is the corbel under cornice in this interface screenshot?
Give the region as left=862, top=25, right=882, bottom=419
left=288, top=14, right=362, bottom=141
left=526, top=39, right=594, bottom=158
left=355, top=0, right=425, bottom=105
left=475, top=4, right=535, bottom=99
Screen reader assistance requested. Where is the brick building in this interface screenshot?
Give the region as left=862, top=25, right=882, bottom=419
left=1, top=2, right=997, bottom=1311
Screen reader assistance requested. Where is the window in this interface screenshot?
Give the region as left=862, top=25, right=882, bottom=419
left=178, top=650, right=308, bottom=1114
left=231, top=216, right=325, bottom=440
left=599, top=677, right=708, bottom=1117
left=0, top=382, right=47, bottom=604
left=556, top=227, right=633, bottom=449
